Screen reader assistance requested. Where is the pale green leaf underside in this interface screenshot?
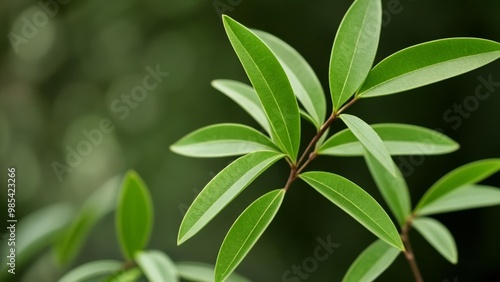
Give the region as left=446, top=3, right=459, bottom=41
left=364, top=151, right=411, bottom=227
left=300, top=171, right=404, bottom=250
left=417, top=185, right=500, bottom=216
left=342, top=239, right=400, bottom=282
left=358, top=38, right=500, bottom=97
left=223, top=15, right=301, bottom=161
left=116, top=170, right=153, bottom=260
left=412, top=217, right=458, bottom=264
left=319, top=123, right=459, bottom=156
left=212, top=80, right=270, bottom=134
left=136, top=250, right=178, bottom=282
left=416, top=159, right=500, bottom=211
left=58, top=260, right=122, bottom=282
left=340, top=114, right=396, bottom=176
left=330, top=0, right=381, bottom=110
left=176, top=262, right=251, bottom=282
left=215, top=189, right=285, bottom=282
left=253, top=29, right=326, bottom=129
left=178, top=151, right=284, bottom=245
left=170, top=123, right=279, bottom=158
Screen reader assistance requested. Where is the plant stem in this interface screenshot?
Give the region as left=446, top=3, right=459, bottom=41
left=401, top=215, right=424, bottom=282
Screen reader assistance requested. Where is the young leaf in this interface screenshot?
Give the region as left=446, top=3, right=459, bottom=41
left=55, top=176, right=121, bottom=265
left=212, top=80, right=270, bottom=134
left=135, top=250, right=178, bottom=282
left=170, top=123, right=279, bottom=158
left=364, top=151, right=411, bottom=227
left=330, top=0, right=381, bottom=110
left=215, top=189, right=285, bottom=282
left=319, top=124, right=459, bottom=156
left=416, top=185, right=500, bottom=216
left=412, top=217, right=458, bottom=264
left=358, top=38, right=500, bottom=97
left=58, top=260, right=123, bottom=282
left=178, top=151, right=284, bottom=245
left=339, top=114, right=396, bottom=176
left=300, top=171, right=404, bottom=250
left=223, top=15, right=301, bottom=161
left=253, top=29, right=326, bottom=129
left=116, top=170, right=154, bottom=260
left=416, top=159, right=500, bottom=211
left=176, top=262, right=250, bottom=282
left=342, top=239, right=400, bottom=282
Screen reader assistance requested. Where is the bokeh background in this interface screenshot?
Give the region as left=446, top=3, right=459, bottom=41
left=1, top=0, right=500, bottom=281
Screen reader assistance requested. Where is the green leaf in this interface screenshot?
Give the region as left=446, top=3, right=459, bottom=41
left=330, top=0, right=381, bottom=110
left=223, top=15, right=301, bottom=161
left=176, top=262, right=250, bottom=282
left=135, top=250, right=178, bottom=282
left=342, top=239, right=400, bottom=282
left=55, top=176, right=121, bottom=265
left=58, top=260, right=123, bottom=282
left=212, top=80, right=270, bottom=134
left=358, top=38, right=500, bottom=97
left=116, top=170, right=154, bottom=260
left=416, top=159, right=500, bottom=211
left=215, top=189, right=285, bottom=282
left=105, top=268, right=142, bottom=282
left=364, top=151, right=411, bottom=227
left=253, top=29, right=326, bottom=129
left=178, top=151, right=284, bottom=245
left=300, top=171, right=404, bottom=250
left=0, top=203, right=74, bottom=275
left=339, top=114, right=396, bottom=176
left=319, top=123, right=459, bottom=156
left=170, top=123, right=279, bottom=158
left=417, top=185, right=500, bottom=216
left=412, top=217, right=458, bottom=264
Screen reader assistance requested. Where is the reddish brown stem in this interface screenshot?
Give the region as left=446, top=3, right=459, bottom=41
left=401, top=215, right=424, bottom=282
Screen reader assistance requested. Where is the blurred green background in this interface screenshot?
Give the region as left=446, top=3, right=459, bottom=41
left=1, top=0, right=499, bottom=281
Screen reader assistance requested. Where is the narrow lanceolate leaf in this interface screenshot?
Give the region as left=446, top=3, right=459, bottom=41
left=215, top=189, right=285, bottom=282
left=330, top=0, right=382, bottom=110
left=340, top=114, right=396, bottom=176
left=253, top=30, right=326, bottom=129
left=412, top=218, right=458, bottom=264
left=300, top=172, right=404, bottom=250
left=170, top=123, right=279, bottom=158
left=358, top=38, right=500, bottom=97
left=364, top=152, right=411, bottom=227
left=116, top=170, right=154, bottom=260
left=135, top=250, right=178, bottom=282
left=176, top=262, right=250, bottom=282
left=342, top=240, right=400, bottom=282
left=417, top=185, right=500, bottom=216
left=416, top=159, right=500, bottom=211
left=58, top=260, right=123, bottom=282
left=56, top=176, right=120, bottom=265
left=223, top=16, right=301, bottom=161
left=212, top=80, right=270, bottom=134
left=319, top=124, right=459, bottom=156
left=178, top=151, right=284, bottom=245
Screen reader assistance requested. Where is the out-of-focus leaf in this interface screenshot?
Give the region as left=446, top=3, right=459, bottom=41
left=170, top=123, right=279, bottom=158
left=116, top=170, right=153, bottom=260
left=319, top=124, right=459, bottom=156
left=104, top=268, right=142, bottom=282
left=300, top=171, right=404, bottom=250
left=176, top=262, right=250, bottom=282
left=412, top=217, right=457, bottom=264
left=358, top=38, right=500, bottom=97
left=58, top=260, right=122, bottom=282
left=330, top=0, right=381, bottom=110
left=215, top=189, right=285, bottom=282
left=135, top=250, right=178, bottom=282
left=178, top=151, right=284, bottom=245
left=223, top=15, right=301, bottom=161
left=342, top=239, right=400, bottom=282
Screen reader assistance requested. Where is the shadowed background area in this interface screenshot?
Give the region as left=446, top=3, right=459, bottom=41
left=0, top=0, right=499, bottom=281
